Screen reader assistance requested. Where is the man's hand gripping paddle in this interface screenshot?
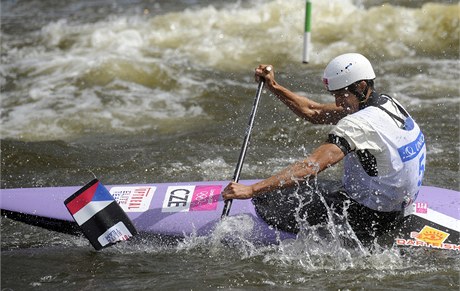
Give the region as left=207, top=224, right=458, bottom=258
left=221, top=66, right=270, bottom=217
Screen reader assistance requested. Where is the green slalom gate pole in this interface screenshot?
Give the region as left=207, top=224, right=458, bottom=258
left=302, top=0, right=312, bottom=63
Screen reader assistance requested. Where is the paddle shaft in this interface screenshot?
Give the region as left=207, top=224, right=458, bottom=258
left=221, top=79, right=265, bottom=217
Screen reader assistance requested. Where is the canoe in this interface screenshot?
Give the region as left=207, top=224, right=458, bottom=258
left=1, top=180, right=459, bottom=251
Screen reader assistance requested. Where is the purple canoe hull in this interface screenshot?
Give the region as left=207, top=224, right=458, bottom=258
left=1, top=181, right=459, bottom=250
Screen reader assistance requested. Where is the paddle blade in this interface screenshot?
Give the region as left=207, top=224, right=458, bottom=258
left=64, top=179, right=138, bottom=250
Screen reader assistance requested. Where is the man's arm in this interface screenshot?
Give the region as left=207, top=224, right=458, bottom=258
left=256, top=65, right=347, bottom=125
left=222, top=143, right=346, bottom=200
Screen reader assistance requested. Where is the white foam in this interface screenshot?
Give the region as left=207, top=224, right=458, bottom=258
left=1, top=0, right=458, bottom=140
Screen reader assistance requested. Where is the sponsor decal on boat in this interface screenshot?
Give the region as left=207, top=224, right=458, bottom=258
left=110, top=186, right=156, bottom=212
left=415, top=202, right=428, bottom=214
left=395, top=225, right=460, bottom=251
left=162, top=185, right=221, bottom=212
left=190, top=185, right=221, bottom=211
left=414, top=225, right=449, bottom=244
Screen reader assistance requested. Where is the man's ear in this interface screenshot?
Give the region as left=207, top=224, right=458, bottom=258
left=356, top=80, right=368, bottom=93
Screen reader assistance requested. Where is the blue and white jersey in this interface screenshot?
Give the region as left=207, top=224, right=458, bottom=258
left=330, top=96, right=426, bottom=212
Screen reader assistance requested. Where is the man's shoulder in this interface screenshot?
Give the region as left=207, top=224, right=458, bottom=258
left=332, top=111, right=377, bottom=139
left=337, top=107, right=379, bottom=128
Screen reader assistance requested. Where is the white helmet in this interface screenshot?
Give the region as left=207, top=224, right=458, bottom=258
left=322, top=53, right=376, bottom=91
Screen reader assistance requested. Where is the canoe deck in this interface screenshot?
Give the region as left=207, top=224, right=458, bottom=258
left=1, top=181, right=458, bottom=250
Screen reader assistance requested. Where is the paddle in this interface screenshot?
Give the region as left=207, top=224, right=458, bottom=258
left=221, top=67, right=270, bottom=217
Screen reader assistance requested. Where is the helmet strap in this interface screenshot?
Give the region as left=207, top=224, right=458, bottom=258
left=349, top=80, right=372, bottom=103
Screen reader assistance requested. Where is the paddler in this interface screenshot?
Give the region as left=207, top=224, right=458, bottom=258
left=222, top=53, right=427, bottom=243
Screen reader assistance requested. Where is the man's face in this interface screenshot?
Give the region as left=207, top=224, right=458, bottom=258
left=330, top=87, right=359, bottom=112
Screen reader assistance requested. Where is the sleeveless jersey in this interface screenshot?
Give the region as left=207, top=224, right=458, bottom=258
left=329, top=95, right=426, bottom=212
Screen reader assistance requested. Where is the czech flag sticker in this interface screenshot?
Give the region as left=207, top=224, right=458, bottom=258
left=64, top=179, right=138, bottom=250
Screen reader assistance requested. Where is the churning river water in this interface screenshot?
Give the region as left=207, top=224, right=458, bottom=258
left=1, top=0, right=459, bottom=290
